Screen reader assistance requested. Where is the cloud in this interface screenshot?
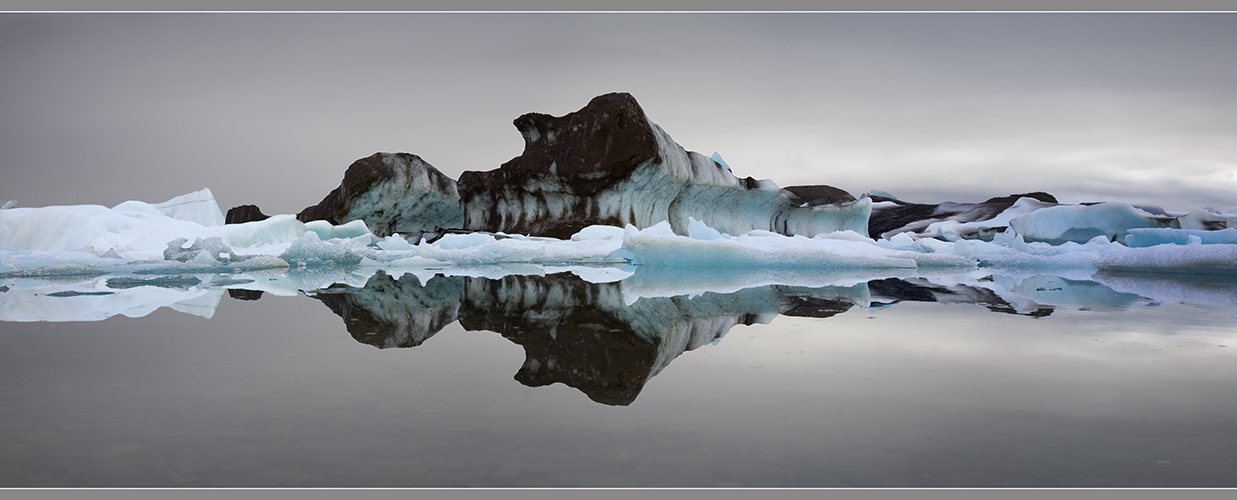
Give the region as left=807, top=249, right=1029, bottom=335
left=1, top=13, right=1233, bottom=216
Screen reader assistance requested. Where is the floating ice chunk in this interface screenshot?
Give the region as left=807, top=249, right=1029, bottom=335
left=1125, top=228, right=1237, bottom=248
left=812, top=230, right=876, bottom=243
left=571, top=225, right=626, bottom=241
left=377, top=234, right=418, bottom=252
left=883, top=232, right=919, bottom=250
left=328, top=220, right=374, bottom=239
left=304, top=219, right=376, bottom=244
left=924, top=197, right=1054, bottom=242
left=621, top=220, right=968, bottom=269
left=1, top=203, right=222, bottom=260
left=279, top=232, right=363, bottom=267
left=1176, top=210, right=1236, bottom=230
left=212, top=214, right=307, bottom=248
left=433, top=233, right=499, bottom=250
left=304, top=220, right=335, bottom=241
left=1008, top=202, right=1170, bottom=245
left=945, top=231, right=1113, bottom=270
left=1095, top=244, right=1237, bottom=274
left=164, top=236, right=233, bottom=262
left=687, top=217, right=725, bottom=240
left=150, top=188, right=225, bottom=227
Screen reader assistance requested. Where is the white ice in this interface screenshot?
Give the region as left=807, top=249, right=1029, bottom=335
left=1125, top=228, right=1237, bottom=247
left=150, top=188, right=226, bottom=227
left=4, top=190, right=1236, bottom=283
left=1007, top=202, right=1168, bottom=245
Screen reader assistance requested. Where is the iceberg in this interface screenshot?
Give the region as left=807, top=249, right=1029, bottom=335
left=1008, top=202, right=1174, bottom=245
left=297, top=152, right=463, bottom=237
left=2, top=202, right=223, bottom=261
left=868, top=192, right=1058, bottom=240
left=1095, top=243, right=1237, bottom=274
left=1125, top=228, right=1237, bottom=248
left=456, top=93, right=869, bottom=239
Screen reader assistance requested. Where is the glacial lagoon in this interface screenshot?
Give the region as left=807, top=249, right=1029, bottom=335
left=2, top=267, right=1234, bottom=487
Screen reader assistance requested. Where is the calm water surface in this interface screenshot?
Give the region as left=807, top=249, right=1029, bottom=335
left=1, top=270, right=1234, bottom=487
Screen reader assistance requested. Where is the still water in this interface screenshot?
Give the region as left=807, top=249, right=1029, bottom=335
left=1, top=268, right=1234, bottom=487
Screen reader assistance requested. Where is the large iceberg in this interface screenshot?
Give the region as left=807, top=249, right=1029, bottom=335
left=456, top=93, right=870, bottom=239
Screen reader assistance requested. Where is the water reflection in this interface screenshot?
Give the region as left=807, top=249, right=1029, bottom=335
left=302, top=272, right=868, bottom=405
left=3, top=265, right=1236, bottom=406
left=279, top=268, right=1236, bottom=405
left=2, top=265, right=1236, bottom=487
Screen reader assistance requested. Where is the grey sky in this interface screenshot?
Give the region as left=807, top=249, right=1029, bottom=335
left=1, top=13, right=1234, bottom=215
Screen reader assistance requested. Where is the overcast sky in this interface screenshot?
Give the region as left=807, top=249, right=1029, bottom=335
left=2, top=13, right=1234, bottom=215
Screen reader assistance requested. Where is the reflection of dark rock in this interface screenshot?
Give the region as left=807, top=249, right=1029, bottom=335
left=867, top=277, right=949, bottom=303
left=457, top=274, right=868, bottom=405
left=298, top=152, right=463, bottom=237
left=227, top=289, right=265, bottom=301
left=311, top=270, right=871, bottom=405
left=457, top=92, right=869, bottom=239
left=313, top=271, right=463, bottom=349
left=868, top=192, right=1058, bottom=240
left=46, top=290, right=114, bottom=297
left=458, top=274, right=657, bottom=406
left=868, top=277, right=1053, bottom=318
left=780, top=296, right=853, bottom=318
left=225, top=204, right=270, bottom=224
left=984, top=303, right=1054, bottom=318
left=312, top=269, right=1225, bottom=405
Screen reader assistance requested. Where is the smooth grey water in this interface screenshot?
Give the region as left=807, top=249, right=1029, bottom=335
left=1, top=271, right=1235, bottom=487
